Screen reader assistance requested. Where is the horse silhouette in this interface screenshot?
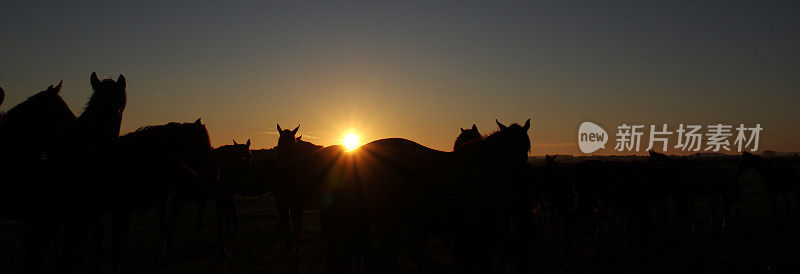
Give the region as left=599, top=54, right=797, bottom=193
left=738, top=151, right=800, bottom=224
left=286, top=119, right=533, bottom=272
left=648, top=150, right=739, bottom=231
left=0, top=82, right=78, bottom=271
left=271, top=124, right=323, bottom=255
left=453, top=123, right=481, bottom=150
left=535, top=155, right=574, bottom=229
left=0, top=82, right=75, bottom=165
left=92, top=119, right=218, bottom=271
left=48, top=73, right=128, bottom=272
left=571, top=158, right=666, bottom=241
left=213, top=139, right=254, bottom=236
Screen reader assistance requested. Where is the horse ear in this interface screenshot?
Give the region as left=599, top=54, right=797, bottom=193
left=117, top=74, right=126, bottom=89
left=90, top=72, right=101, bottom=90
left=496, top=119, right=507, bottom=130
left=233, top=139, right=238, bottom=145
left=246, top=139, right=250, bottom=147
left=460, top=128, right=465, bottom=132
left=472, top=124, right=477, bottom=130
left=46, top=83, right=61, bottom=95
left=277, top=124, right=282, bottom=132
left=292, top=125, right=299, bottom=135
left=194, top=118, right=202, bottom=124
left=296, top=135, right=302, bottom=141
left=523, top=119, right=531, bottom=131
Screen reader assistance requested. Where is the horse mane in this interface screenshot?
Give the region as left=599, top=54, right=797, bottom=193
left=5, top=88, right=73, bottom=119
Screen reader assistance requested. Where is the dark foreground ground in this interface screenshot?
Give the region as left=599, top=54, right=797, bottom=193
left=1, top=161, right=800, bottom=273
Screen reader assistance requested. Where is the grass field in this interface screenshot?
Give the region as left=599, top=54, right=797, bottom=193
left=2, top=158, right=800, bottom=273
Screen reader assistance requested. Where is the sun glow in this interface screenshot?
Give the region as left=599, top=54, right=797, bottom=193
left=343, top=132, right=360, bottom=151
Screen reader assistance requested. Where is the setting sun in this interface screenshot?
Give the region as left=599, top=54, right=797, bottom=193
left=343, top=133, right=360, bottom=151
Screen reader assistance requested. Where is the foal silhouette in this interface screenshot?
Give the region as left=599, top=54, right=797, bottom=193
left=738, top=151, right=800, bottom=223
left=214, top=139, right=254, bottom=236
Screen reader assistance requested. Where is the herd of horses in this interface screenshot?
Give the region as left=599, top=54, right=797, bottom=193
left=1, top=74, right=799, bottom=273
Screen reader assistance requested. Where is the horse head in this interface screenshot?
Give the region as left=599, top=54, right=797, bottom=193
left=544, top=154, right=557, bottom=166
left=85, top=72, right=127, bottom=139
left=4, top=82, right=75, bottom=129
left=217, top=139, right=254, bottom=185
left=276, top=123, right=300, bottom=154
left=490, top=118, right=531, bottom=163
left=454, top=123, right=482, bottom=150
left=181, top=119, right=218, bottom=186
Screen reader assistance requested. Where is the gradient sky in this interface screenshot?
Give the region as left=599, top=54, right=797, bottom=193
left=1, top=1, right=798, bottom=155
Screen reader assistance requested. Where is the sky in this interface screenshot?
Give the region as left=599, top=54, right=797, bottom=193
left=1, top=1, right=798, bottom=155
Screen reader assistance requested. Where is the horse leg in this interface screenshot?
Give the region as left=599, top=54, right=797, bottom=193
left=689, top=197, right=697, bottom=233
left=156, top=198, right=168, bottom=258
left=453, top=230, right=493, bottom=274
left=214, top=194, right=229, bottom=257
left=219, top=194, right=230, bottom=235
left=89, top=219, right=104, bottom=274
left=220, top=193, right=238, bottom=237
left=291, top=207, right=304, bottom=255
left=275, top=196, right=290, bottom=248
left=58, top=217, right=90, bottom=272
left=768, top=191, right=778, bottom=225
left=196, top=200, right=206, bottom=236
left=230, top=196, right=239, bottom=236
left=784, top=191, right=792, bottom=222
left=23, top=220, right=52, bottom=273
left=707, top=196, right=716, bottom=229
left=514, top=211, right=536, bottom=273
left=111, top=210, right=130, bottom=273
left=721, top=196, right=729, bottom=231
left=165, top=198, right=185, bottom=255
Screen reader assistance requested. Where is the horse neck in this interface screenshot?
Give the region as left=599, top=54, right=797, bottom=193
left=457, top=134, right=520, bottom=167
left=78, top=108, right=121, bottom=139
left=276, top=143, right=300, bottom=159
